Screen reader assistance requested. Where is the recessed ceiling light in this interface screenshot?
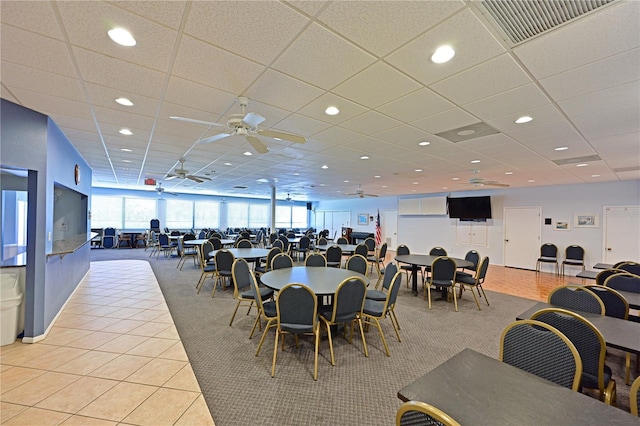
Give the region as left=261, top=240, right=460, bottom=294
left=431, top=45, right=455, bottom=64
left=528, top=179, right=535, bottom=183
left=119, top=128, right=133, bottom=136
left=256, top=178, right=269, bottom=183
left=418, top=141, right=430, bottom=146
left=224, top=162, right=232, bottom=166
left=576, top=163, right=588, bottom=167
left=504, top=171, right=513, bottom=175
left=360, top=155, right=369, bottom=160
left=321, top=165, right=328, bottom=169
left=293, top=173, right=299, bottom=176
left=243, top=151, right=252, bottom=156
left=122, top=159, right=131, bottom=163
left=457, top=129, right=476, bottom=136
left=320, top=183, right=325, bottom=187
left=115, top=97, right=133, bottom=106
left=452, top=177, right=460, bottom=181
left=555, top=146, right=569, bottom=151
left=470, top=160, right=481, bottom=164
left=413, top=181, right=419, bottom=185
left=273, top=138, right=282, bottom=141
left=515, top=116, right=533, bottom=124
left=414, top=169, right=422, bottom=172
left=325, top=106, right=339, bottom=116
left=382, top=185, right=388, bottom=188
left=343, top=180, right=349, bottom=183
left=591, top=174, right=600, bottom=178
left=442, top=187, right=448, bottom=190
left=120, top=148, right=132, bottom=152
left=108, top=28, right=136, bottom=46
left=374, top=175, right=380, bottom=178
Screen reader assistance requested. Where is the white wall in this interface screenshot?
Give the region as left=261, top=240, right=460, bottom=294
left=316, top=180, right=640, bottom=266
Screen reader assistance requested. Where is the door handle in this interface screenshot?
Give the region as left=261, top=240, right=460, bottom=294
left=505, top=239, right=509, bottom=242
left=607, top=247, right=612, bottom=251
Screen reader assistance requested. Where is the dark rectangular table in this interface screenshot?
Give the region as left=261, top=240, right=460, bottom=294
left=517, top=302, right=640, bottom=354
left=398, top=348, right=636, bottom=425
left=576, top=270, right=598, bottom=280
left=594, top=263, right=614, bottom=269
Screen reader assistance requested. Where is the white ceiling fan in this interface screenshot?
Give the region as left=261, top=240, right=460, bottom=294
left=345, top=184, right=378, bottom=198
left=165, top=158, right=212, bottom=183
left=170, top=97, right=306, bottom=154
left=155, top=182, right=178, bottom=197
left=466, top=170, right=510, bottom=188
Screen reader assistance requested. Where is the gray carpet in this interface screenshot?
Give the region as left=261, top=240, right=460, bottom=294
left=90, top=248, right=634, bottom=425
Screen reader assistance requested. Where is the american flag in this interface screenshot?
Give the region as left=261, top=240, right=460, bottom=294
left=375, top=210, right=382, bottom=246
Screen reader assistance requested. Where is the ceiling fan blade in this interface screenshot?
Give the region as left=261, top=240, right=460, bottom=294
left=165, top=174, right=178, bottom=181
left=169, top=116, right=225, bottom=127
left=186, top=176, right=204, bottom=183
left=247, top=136, right=269, bottom=154
left=365, top=193, right=379, bottom=197
left=258, top=129, right=306, bottom=144
left=167, top=192, right=179, bottom=196
left=197, top=133, right=232, bottom=144
left=188, top=175, right=211, bottom=182
left=484, top=182, right=510, bottom=187
left=243, top=112, right=266, bottom=128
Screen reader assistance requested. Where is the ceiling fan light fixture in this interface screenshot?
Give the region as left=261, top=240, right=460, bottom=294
left=108, top=28, right=136, bottom=46
left=431, top=45, right=455, bottom=64
left=515, top=116, right=533, bottom=124
left=325, top=106, right=340, bottom=116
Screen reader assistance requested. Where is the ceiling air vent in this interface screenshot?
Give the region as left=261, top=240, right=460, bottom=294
left=233, top=185, right=248, bottom=189
left=481, top=0, right=617, bottom=44
left=552, top=155, right=601, bottom=165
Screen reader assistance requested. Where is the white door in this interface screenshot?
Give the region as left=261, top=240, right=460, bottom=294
left=382, top=210, right=397, bottom=249
left=603, top=206, right=640, bottom=264
left=504, top=207, right=541, bottom=270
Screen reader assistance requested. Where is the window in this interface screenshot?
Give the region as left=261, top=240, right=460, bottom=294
left=249, top=204, right=269, bottom=228
left=275, top=205, right=292, bottom=229
left=194, top=201, right=220, bottom=229
left=292, top=206, right=307, bottom=229
left=124, top=198, right=156, bottom=229
left=227, top=202, right=249, bottom=228
left=91, top=196, right=123, bottom=228
left=166, top=199, right=193, bottom=230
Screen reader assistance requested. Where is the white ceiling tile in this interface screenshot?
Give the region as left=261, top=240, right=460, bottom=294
left=85, top=83, right=160, bottom=119
left=109, top=1, right=187, bottom=29
left=164, top=77, right=237, bottom=116
left=9, top=88, right=92, bottom=121
left=332, top=62, right=421, bottom=109
left=430, top=54, right=532, bottom=105
left=513, top=1, right=640, bottom=79
left=411, top=108, right=478, bottom=134
left=376, top=88, right=455, bottom=124
left=246, top=69, right=325, bottom=111
left=318, top=1, right=464, bottom=57
left=373, top=125, right=432, bottom=146
left=340, top=111, right=403, bottom=136
left=540, top=48, right=640, bottom=101
left=504, top=120, right=582, bottom=143
left=1, top=1, right=62, bottom=39
left=2, top=62, right=84, bottom=102
left=274, top=114, right=332, bottom=138
left=386, top=9, right=506, bottom=86
left=487, top=104, right=566, bottom=134
left=298, top=92, right=369, bottom=124
left=589, top=132, right=640, bottom=169
left=559, top=80, right=640, bottom=118
left=463, top=83, right=550, bottom=121
left=572, top=103, right=640, bottom=140
left=272, top=22, right=376, bottom=90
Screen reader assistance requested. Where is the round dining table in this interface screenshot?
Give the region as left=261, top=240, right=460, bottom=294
left=260, top=266, right=368, bottom=295
left=314, top=243, right=359, bottom=254
left=208, top=248, right=271, bottom=261
left=184, top=238, right=235, bottom=247
left=395, top=254, right=473, bottom=296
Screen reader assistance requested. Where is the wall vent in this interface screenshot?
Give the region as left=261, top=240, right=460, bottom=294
left=613, top=166, right=640, bottom=173
left=552, top=154, right=601, bottom=165
left=482, top=0, right=617, bottom=44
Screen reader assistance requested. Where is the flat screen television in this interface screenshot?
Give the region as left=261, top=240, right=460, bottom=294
left=447, top=196, right=492, bottom=220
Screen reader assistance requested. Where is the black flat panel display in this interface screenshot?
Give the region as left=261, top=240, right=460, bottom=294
left=447, top=196, right=492, bottom=220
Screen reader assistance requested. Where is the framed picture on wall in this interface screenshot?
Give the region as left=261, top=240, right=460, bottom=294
left=357, top=213, right=369, bottom=226
left=554, top=221, right=570, bottom=231
left=574, top=213, right=599, bottom=228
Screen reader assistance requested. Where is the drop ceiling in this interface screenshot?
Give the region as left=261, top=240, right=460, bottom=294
left=1, top=0, right=638, bottom=200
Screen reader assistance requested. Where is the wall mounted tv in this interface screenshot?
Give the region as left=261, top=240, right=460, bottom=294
left=447, top=196, right=492, bottom=220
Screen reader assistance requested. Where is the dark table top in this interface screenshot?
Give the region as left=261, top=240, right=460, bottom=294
left=516, top=301, right=640, bottom=354
left=394, top=254, right=473, bottom=269
left=260, top=266, right=368, bottom=295
left=594, top=263, right=614, bottom=269
left=397, top=348, right=637, bottom=425
left=577, top=270, right=598, bottom=279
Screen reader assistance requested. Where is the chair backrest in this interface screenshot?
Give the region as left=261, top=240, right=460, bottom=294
left=211, top=232, right=223, bottom=240
left=235, top=239, right=252, bottom=248
left=364, top=237, right=376, bottom=253
left=271, top=253, right=293, bottom=270
left=337, top=236, right=349, bottom=244
left=631, top=376, right=640, bottom=416
left=564, top=245, right=585, bottom=262
left=263, top=247, right=282, bottom=272
left=150, top=219, right=160, bottom=231
left=170, top=230, right=181, bottom=236
left=464, top=250, right=480, bottom=271
left=613, top=261, right=629, bottom=268
left=158, top=233, right=169, bottom=246
left=176, top=237, right=185, bottom=256
left=540, top=243, right=558, bottom=258
left=429, top=246, right=447, bottom=256
left=380, top=263, right=398, bottom=291
left=584, top=285, right=629, bottom=319
left=354, top=243, right=368, bottom=257
left=276, top=283, right=317, bottom=333
left=305, top=253, right=327, bottom=267
left=604, top=272, right=640, bottom=294
left=271, top=239, right=283, bottom=250
left=198, top=230, right=206, bottom=239
left=475, top=256, right=490, bottom=282
left=231, top=258, right=253, bottom=298
left=384, top=270, right=404, bottom=312
left=183, top=233, right=196, bottom=241
left=240, top=231, right=251, bottom=240
left=530, top=308, right=606, bottom=393
left=547, top=285, right=604, bottom=314
left=430, top=257, right=457, bottom=283
left=209, top=237, right=222, bottom=250
left=269, top=232, right=278, bottom=244
left=317, top=237, right=328, bottom=246
left=201, top=241, right=214, bottom=265
left=618, top=262, right=640, bottom=276
left=326, top=245, right=343, bottom=262
left=345, top=254, right=368, bottom=276
left=298, top=236, right=311, bottom=249
left=104, top=227, right=116, bottom=236
left=327, top=277, right=367, bottom=323
left=377, top=242, right=388, bottom=259
left=595, top=269, right=625, bottom=285
left=500, top=319, right=582, bottom=390
left=396, top=244, right=410, bottom=256
left=286, top=232, right=296, bottom=239
left=396, top=400, right=461, bottom=426
left=214, top=250, right=235, bottom=272
left=278, top=235, right=290, bottom=251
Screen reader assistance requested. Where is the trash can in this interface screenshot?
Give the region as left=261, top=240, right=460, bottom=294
left=1, top=273, right=23, bottom=346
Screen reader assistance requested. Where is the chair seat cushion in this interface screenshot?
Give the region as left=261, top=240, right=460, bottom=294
left=280, top=323, right=314, bottom=333
left=431, top=279, right=453, bottom=287
left=363, top=299, right=384, bottom=316
left=365, top=290, right=386, bottom=301
left=456, top=271, right=473, bottom=278
left=538, top=257, right=557, bottom=262
left=203, top=265, right=216, bottom=272
left=456, top=275, right=475, bottom=285
left=241, top=287, right=274, bottom=300
left=263, top=301, right=276, bottom=318
left=581, top=365, right=612, bottom=389
left=563, top=260, right=584, bottom=265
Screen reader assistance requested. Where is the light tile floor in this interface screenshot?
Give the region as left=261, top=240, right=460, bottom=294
left=0, top=260, right=214, bottom=426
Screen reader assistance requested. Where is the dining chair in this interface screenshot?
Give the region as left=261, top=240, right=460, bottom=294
left=271, top=239, right=284, bottom=251
left=367, top=242, right=387, bottom=275
left=213, top=249, right=235, bottom=297
left=337, top=236, right=349, bottom=244
left=304, top=253, right=326, bottom=267
left=326, top=245, right=343, bottom=268
left=530, top=308, right=617, bottom=405
left=354, top=243, right=368, bottom=258
left=293, top=236, right=311, bottom=261
left=423, top=246, right=447, bottom=278
left=548, top=285, right=605, bottom=314
left=500, top=319, right=582, bottom=391
left=156, top=233, right=175, bottom=258
left=345, top=254, right=368, bottom=276
left=271, top=253, right=293, bottom=270
left=618, top=262, right=640, bottom=276
left=176, top=237, right=198, bottom=270
left=595, top=269, right=625, bottom=285
left=271, top=283, right=320, bottom=380
left=117, top=231, right=132, bottom=248
left=396, top=401, right=461, bottom=426
left=102, top=227, right=117, bottom=249
left=196, top=241, right=216, bottom=294
left=455, top=256, right=490, bottom=310
left=250, top=270, right=277, bottom=345
left=229, top=259, right=274, bottom=327
left=366, top=263, right=398, bottom=301
left=604, top=272, right=640, bottom=293
left=561, top=245, right=585, bottom=276
left=147, top=231, right=159, bottom=257
left=425, top=256, right=458, bottom=311
left=278, top=235, right=290, bottom=254
left=319, top=276, right=368, bottom=366
left=268, top=232, right=278, bottom=247
left=255, top=246, right=282, bottom=277
left=316, top=237, right=328, bottom=248
left=363, top=237, right=376, bottom=255
left=631, top=376, right=640, bottom=416
left=456, top=249, right=480, bottom=279
left=396, top=244, right=417, bottom=288
left=235, top=238, right=252, bottom=248
left=209, top=237, right=223, bottom=250
left=536, top=243, right=559, bottom=275
left=362, top=269, right=403, bottom=356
